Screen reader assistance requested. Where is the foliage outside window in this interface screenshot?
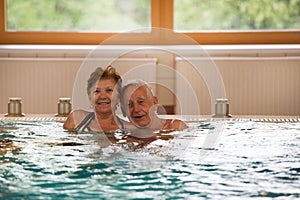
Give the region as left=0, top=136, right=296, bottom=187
left=174, top=0, right=300, bottom=31
left=1, top=0, right=299, bottom=44
left=6, top=0, right=150, bottom=32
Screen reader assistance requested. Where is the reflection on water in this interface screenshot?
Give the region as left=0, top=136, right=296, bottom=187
left=0, top=120, right=299, bottom=199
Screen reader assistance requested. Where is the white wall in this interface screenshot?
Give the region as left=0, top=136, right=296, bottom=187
left=0, top=45, right=299, bottom=116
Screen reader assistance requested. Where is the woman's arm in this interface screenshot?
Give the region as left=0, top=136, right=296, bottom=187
left=63, top=110, right=89, bottom=131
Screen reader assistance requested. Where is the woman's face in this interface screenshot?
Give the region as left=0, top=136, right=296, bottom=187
left=90, top=79, right=118, bottom=115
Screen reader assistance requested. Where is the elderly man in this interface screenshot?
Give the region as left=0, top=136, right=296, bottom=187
left=120, top=79, right=188, bottom=131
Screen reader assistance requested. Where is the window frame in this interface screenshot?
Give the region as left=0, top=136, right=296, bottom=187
left=0, top=0, right=299, bottom=45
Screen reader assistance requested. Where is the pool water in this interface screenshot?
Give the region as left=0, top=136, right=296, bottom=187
left=0, top=120, right=299, bottom=199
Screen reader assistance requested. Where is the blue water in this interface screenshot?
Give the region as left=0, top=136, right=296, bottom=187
left=0, top=120, right=299, bottom=199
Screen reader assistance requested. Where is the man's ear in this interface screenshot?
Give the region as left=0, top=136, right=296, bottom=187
left=153, top=96, right=158, bottom=104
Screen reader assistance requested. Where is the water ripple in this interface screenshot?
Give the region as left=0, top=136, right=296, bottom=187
left=0, top=121, right=299, bottom=199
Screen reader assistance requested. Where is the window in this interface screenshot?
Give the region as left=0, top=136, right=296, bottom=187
left=0, top=0, right=299, bottom=44
left=174, top=0, right=300, bottom=31
left=6, top=0, right=150, bottom=32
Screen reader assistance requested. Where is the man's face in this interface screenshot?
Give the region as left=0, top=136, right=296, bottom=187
left=123, top=85, right=158, bottom=128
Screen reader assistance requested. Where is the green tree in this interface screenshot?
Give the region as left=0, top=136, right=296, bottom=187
left=7, top=0, right=299, bottom=31
left=6, top=0, right=150, bottom=31
left=174, top=0, right=300, bottom=30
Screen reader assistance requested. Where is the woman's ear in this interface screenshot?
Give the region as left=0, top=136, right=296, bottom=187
left=88, top=95, right=93, bottom=109
left=88, top=94, right=92, bottom=104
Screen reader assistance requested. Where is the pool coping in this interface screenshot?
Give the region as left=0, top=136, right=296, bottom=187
left=0, top=114, right=299, bottom=123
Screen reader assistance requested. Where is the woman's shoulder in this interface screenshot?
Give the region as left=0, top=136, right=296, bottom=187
left=68, top=109, right=91, bottom=122
left=71, top=109, right=90, bottom=115
left=63, top=109, right=92, bottom=130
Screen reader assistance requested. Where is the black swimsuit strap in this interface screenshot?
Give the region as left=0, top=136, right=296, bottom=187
left=76, top=113, right=125, bottom=133
left=76, top=112, right=94, bottom=132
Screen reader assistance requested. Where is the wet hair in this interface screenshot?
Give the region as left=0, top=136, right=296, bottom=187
left=87, top=66, right=122, bottom=97
left=120, top=79, right=154, bottom=116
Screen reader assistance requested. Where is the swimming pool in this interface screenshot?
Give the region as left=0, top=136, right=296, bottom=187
left=0, top=118, right=299, bottom=199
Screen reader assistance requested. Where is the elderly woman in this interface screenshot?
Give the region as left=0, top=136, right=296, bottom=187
left=63, top=66, right=127, bottom=133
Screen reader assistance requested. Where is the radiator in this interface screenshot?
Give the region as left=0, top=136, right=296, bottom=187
left=0, top=57, right=157, bottom=114
left=175, top=56, right=300, bottom=115
left=0, top=58, right=80, bottom=114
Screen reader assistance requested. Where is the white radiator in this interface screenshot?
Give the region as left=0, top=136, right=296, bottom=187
left=0, top=58, right=80, bottom=114
left=0, top=57, right=157, bottom=114
left=175, top=56, right=300, bottom=115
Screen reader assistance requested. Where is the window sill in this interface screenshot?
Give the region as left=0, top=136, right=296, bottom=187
left=0, top=44, right=299, bottom=58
